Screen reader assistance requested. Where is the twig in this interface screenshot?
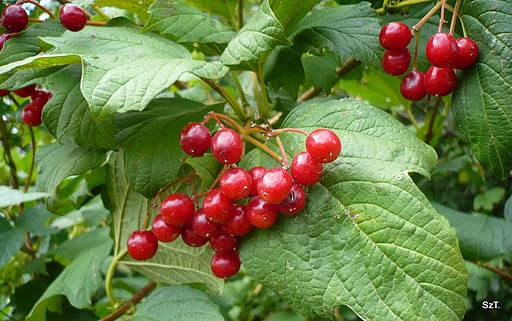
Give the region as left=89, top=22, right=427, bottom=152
left=92, top=4, right=110, bottom=20
left=438, top=0, right=446, bottom=32
left=105, top=249, right=128, bottom=304
left=24, top=126, right=36, bottom=192
left=426, top=96, right=442, bottom=142
left=479, top=263, right=512, bottom=282
left=449, top=0, right=462, bottom=35
left=202, top=78, right=247, bottom=121
left=237, top=0, right=243, bottom=30
left=100, top=281, right=157, bottom=321
left=0, top=115, right=19, bottom=189
left=243, top=135, right=282, bottom=163
left=20, top=0, right=55, bottom=19
left=275, top=135, right=288, bottom=166
left=412, top=1, right=442, bottom=33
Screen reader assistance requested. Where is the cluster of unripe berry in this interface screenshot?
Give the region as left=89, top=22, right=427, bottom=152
left=0, top=84, right=51, bottom=126
left=127, top=118, right=342, bottom=279
left=380, top=21, right=478, bottom=101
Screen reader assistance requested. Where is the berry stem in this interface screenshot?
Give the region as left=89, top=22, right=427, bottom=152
left=438, top=0, right=446, bottom=32
left=449, top=0, right=462, bottom=35
left=412, top=1, right=442, bottom=33
left=405, top=104, right=421, bottom=132
left=100, top=281, right=157, bottom=321
left=105, top=248, right=127, bottom=304
left=19, top=0, right=55, bottom=19
left=412, top=31, right=420, bottom=70
left=425, top=96, right=442, bottom=142
left=91, top=4, right=110, bottom=20
left=0, top=112, right=20, bottom=189
left=28, top=17, right=108, bottom=26
left=272, top=128, right=309, bottom=136
left=376, top=0, right=434, bottom=14
left=243, top=134, right=283, bottom=163
left=275, top=135, right=288, bottom=166
left=24, top=126, right=36, bottom=192
left=202, top=78, right=248, bottom=121
left=237, top=0, right=243, bottom=30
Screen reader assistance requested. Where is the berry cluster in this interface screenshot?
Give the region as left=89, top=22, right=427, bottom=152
left=0, top=84, right=52, bottom=126
left=127, top=116, right=342, bottom=279
left=379, top=20, right=478, bottom=101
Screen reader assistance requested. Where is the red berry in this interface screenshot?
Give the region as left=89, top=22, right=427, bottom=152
left=223, top=205, right=252, bottom=236
left=220, top=167, right=253, bottom=200
left=382, top=49, right=411, bottom=76
left=290, top=152, right=323, bottom=186
left=424, top=66, right=457, bottom=96
left=278, top=183, right=306, bottom=216
left=181, top=226, right=208, bottom=247
left=180, top=122, right=211, bottom=156
left=191, top=209, right=220, bottom=238
left=209, top=232, right=238, bottom=253
left=14, top=84, right=36, bottom=98
left=306, top=129, right=342, bottom=163
left=248, top=166, right=266, bottom=196
left=453, top=38, right=479, bottom=69
left=203, top=188, right=234, bottom=223
left=31, top=90, right=52, bottom=105
left=211, top=128, right=243, bottom=165
left=59, top=4, right=88, bottom=32
left=0, top=33, right=13, bottom=51
left=426, top=32, right=459, bottom=67
left=400, top=70, right=427, bottom=101
left=246, top=197, right=279, bottom=229
left=257, top=168, right=292, bottom=204
left=151, top=215, right=181, bottom=243
left=1, top=5, right=28, bottom=33
left=211, top=251, right=241, bottom=279
left=379, top=22, right=412, bottom=51
left=127, top=230, right=158, bottom=261
left=0, top=89, right=10, bottom=97
left=160, top=193, right=195, bottom=226
left=22, top=103, right=43, bottom=127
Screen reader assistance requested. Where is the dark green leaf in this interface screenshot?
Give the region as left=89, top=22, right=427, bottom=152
left=505, top=195, right=512, bottom=222
left=264, top=46, right=304, bottom=97
left=302, top=51, right=340, bottom=92
left=0, top=186, right=49, bottom=208
left=0, top=217, right=25, bottom=268
left=270, top=0, right=320, bottom=30
left=184, top=154, right=222, bottom=191
left=17, top=205, right=58, bottom=236
left=184, top=0, right=237, bottom=24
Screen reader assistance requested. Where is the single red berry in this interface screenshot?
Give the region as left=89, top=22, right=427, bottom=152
left=382, top=49, right=411, bottom=76
left=31, top=90, right=52, bottom=105
left=424, top=66, right=457, bottom=96
left=127, top=230, right=158, bottom=261
left=248, top=166, right=266, bottom=196
left=400, top=70, right=427, bottom=101
left=0, top=89, right=10, bottom=97
left=181, top=226, right=208, bottom=247
left=211, top=251, right=241, bottom=279
left=291, top=152, right=323, bottom=186
left=191, top=209, right=220, bottom=238
left=160, top=193, right=195, bottom=226
left=257, top=168, right=292, bottom=204
left=426, top=32, right=459, bottom=67
left=1, top=5, right=28, bottom=33
left=180, top=122, right=212, bottom=156
left=246, top=197, right=279, bottom=229
left=223, top=205, right=252, bottom=236
left=211, top=128, right=243, bottom=165
left=60, top=4, right=88, bottom=32
left=151, top=215, right=181, bottom=243
left=14, top=84, right=36, bottom=98
left=453, top=38, right=479, bottom=69
left=220, top=167, right=253, bottom=200
left=203, top=188, right=234, bottom=223
left=379, top=22, right=411, bottom=51
left=0, top=33, right=13, bottom=51
left=306, top=129, right=342, bottom=163
left=22, top=104, right=43, bottom=127
left=278, top=183, right=307, bottom=216
left=209, top=232, right=238, bottom=253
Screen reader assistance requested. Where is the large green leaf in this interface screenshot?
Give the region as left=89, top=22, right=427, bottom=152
left=0, top=217, right=25, bottom=268
left=452, top=0, right=512, bottom=179
left=184, top=0, right=237, bottom=24
left=144, top=0, right=236, bottom=44
left=95, top=0, right=154, bottom=19
left=270, top=0, right=320, bottom=30
left=115, top=98, right=222, bottom=198
left=132, top=285, right=224, bottom=321
left=0, top=186, right=49, bottom=208
left=220, top=0, right=291, bottom=66
left=240, top=99, right=467, bottom=321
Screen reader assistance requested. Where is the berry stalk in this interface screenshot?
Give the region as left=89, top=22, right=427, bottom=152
left=449, top=0, right=463, bottom=35
left=18, top=0, right=55, bottom=19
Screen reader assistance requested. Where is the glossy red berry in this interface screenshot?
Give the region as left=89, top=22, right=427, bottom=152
left=0, top=89, right=9, bottom=97
left=379, top=22, right=412, bottom=51
left=382, top=49, right=411, bottom=76
left=211, top=251, right=241, bottom=279
left=31, top=90, right=52, bottom=105
left=246, top=197, right=279, bottom=229
left=453, top=38, right=479, bottom=69
left=257, top=168, right=292, bottom=204
left=400, top=70, right=427, bottom=101
left=278, top=183, right=307, bottom=216
left=22, top=104, right=43, bottom=127
left=306, top=129, right=342, bottom=163
left=14, top=84, right=36, bottom=98
left=160, top=193, right=195, bottom=226
left=180, top=122, right=211, bottom=156
left=1, top=5, right=28, bottom=33
left=220, top=167, right=253, bottom=200
left=248, top=166, right=266, bottom=196
left=0, top=33, right=13, bottom=51
left=424, top=66, right=457, bottom=96
left=203, top=188, right=234, bottom=223
left=211, top=128, right=243, bottom=165
left=60, top=4, right=88, bottom=32
left=181, top=226, right=208, bottom=247
left=209, top=232, right=238, bottom=253
left=151, top=215, right=181, bottom=243
left=222, top=205, right=252, bottom=236
left=290, top=152, right=323, bottom=186
left=191, top=209, right=219, bottom=238
left=127, top=230, right=158, bottom=261
left=426, top=32, right=459, bottom=67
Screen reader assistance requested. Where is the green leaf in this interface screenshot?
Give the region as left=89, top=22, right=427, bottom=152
left=144, top=0, right=236, bottom=44
left=0, top=217, right=25, bottom=268
left=50, top=196, right=110, bottom=230
left=36, top=140, right=106, bottom=194
left=240, top=99, right=467, bottom=321
left=184, top=0, right=237, bottom=24
left=115, top=98, right=222, bottom=197
left=27, top=228, right=113, bottom=321
left=452, top=0, right=512, bottom=179
left=434, top=203, right=512, bottom=261
left=270, top=0, right=320, bottom=30
left=52, top=227, right=112, bottom=263
left=95, top=0, right=154, bottom=19
left=17, top=205, right=58, bottom=237
left=184, top=154, right=222, bottom=191
left=0, top=186, right=49, bottom=208
left=473, top=187, right=506, bottom=212
left=505, top=195, right=512, bottom=222
left=132, top=285, right=224, bottom=321
left=302, top=51, right=340, bottom=92
left=264, top=46, right=304, bottom=97
left=220, top=0, right=292, bottom=66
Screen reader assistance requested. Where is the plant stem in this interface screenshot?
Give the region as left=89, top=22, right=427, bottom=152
left=412, top=1, right=442, bottom=32
left=21, top=0, right=55, bottom=19
left=426, top=96, right=442, bottom=142
left=275, top=136, right=288, bottom=166
left=412, top=32, right=420, bottom=70
left=376, top=0, right=435, bottom=14
left=202, top=79, right=247, bottom=121
left=28, top=18, right=108, bottom=26
left=105, top=249, right=128, bottom=304
left=272, top=128, right=309, bottom=136
left=405, top=104, right=421, bottom=131
left=243, top=135, right=282, bottom=163
left=0, top=115, right=19, bottom=189
left=237, top=0, right=243, bottom=30
left=231, top=71, right=249, bottom=109
left=479, top=263, right=512, bottom=282
left=449, top=0, right=462, bottom=35
left=24, top=127, right=36, bottom=192
left=100, top=281, right=157, bottom=321
left=256, top=58, right=271, bottom=117
left=438, top=0, right=446, bottom=32
left=92, top=4, right=110, bottom=20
